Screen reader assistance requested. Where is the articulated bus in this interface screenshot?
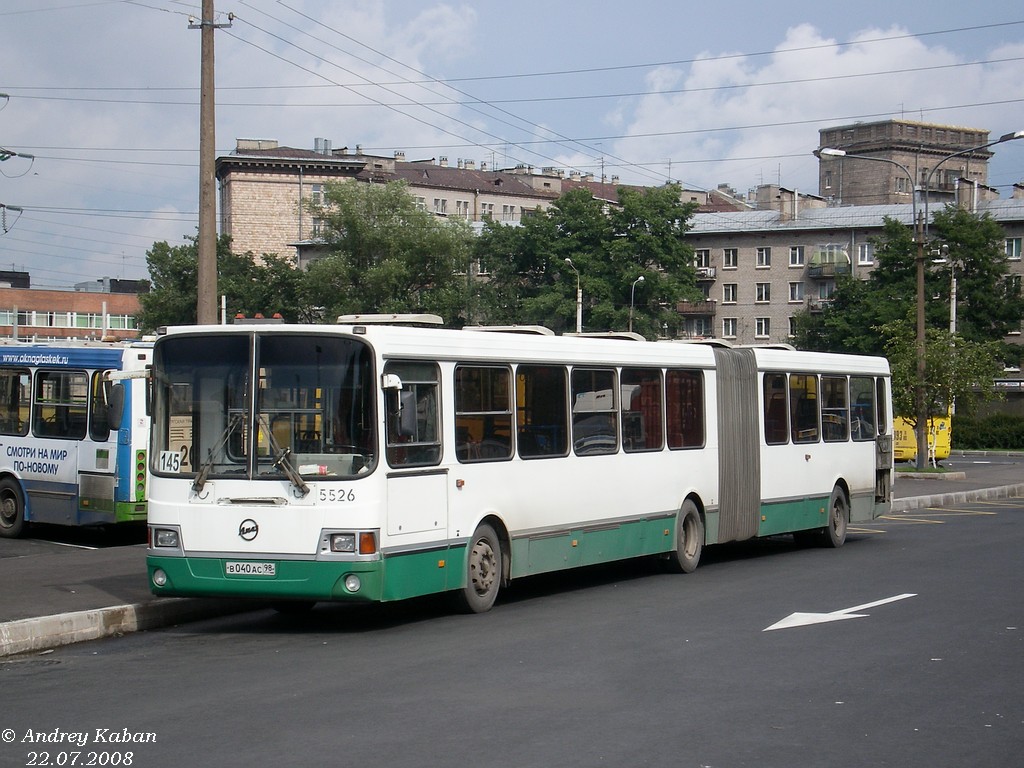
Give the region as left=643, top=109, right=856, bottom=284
left=0, top=340, right=151, bottom=538
left=146, top=318, right=893, bottom=613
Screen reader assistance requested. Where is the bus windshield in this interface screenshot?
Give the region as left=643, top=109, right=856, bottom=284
left=152, top=333, right=376, bottom=484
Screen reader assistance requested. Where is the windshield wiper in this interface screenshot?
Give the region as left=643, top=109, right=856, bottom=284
left=192, top=413, right=243, bottom=494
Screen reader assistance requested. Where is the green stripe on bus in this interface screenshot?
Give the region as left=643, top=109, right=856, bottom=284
left=510, top=516, right=675, bottom=578
left=757, top=496, right=831, bottom=537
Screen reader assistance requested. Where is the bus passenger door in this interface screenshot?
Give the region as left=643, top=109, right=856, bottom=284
left=77, top=371, right=121, bottom=524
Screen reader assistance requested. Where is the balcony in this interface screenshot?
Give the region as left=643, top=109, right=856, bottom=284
left=695, top=266, right=717, bottom=281
left=807, top=262, right=851, bottom=279
left=676, top=299, right=717, bottom=316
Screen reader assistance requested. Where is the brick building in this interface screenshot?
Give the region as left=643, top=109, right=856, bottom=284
left=0, top=274, right=145, bottom=341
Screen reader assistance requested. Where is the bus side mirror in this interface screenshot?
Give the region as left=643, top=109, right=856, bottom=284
left=398, top=390, right=417, bottom=437
left=107, top=382, right=125, bottom=431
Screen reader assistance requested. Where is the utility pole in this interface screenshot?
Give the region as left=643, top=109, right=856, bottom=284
left=190, top=1, right=232, bottom=325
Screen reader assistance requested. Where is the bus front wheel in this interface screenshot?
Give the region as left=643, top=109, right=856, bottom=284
left=0, top=478, right=26, bottom=539
left=454, top=523, right=502, bottom=614
left=667, top=500, right=703, bottom=574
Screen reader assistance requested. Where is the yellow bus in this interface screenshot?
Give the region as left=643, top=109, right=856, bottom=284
left=893, top=410, right=952, bottom=463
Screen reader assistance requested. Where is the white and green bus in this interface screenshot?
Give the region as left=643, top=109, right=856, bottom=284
left=146, top=317, right=893, bottom=612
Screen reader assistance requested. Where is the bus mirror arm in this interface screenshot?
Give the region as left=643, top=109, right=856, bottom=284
left=381, top=373, right=403, bottom=390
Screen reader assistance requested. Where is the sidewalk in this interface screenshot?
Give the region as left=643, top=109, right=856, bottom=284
left=2, top=457, right=1021, bottom=657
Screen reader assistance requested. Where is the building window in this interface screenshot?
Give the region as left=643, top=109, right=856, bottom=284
left=1006, top=238, right=1022, bottom=261
left=755, top=283, right=771, bottom=303
left=723, top=284, right=737, bottom=304
left=858, top=243, right=875, bottom=265
left=502, top=204, right=517, bottom=221
left=413, top=196, right=427, bottom=211
left=694, top=249, right=710, bottom=268
left=455, top=200, right=470, bottom=219
left=756, top=247, right=771, bottom=267
left=722, top=318, right=737, bottom=338
left=755, top=318, right=770, bottom=338
left=433, top=198, right=448, bottom=215
left=819, top=282, right=836, bottom=301
left=723, top=248, right=738, bottom=269
left=789, top=246, right=804, bottom=267
left=895, top=177, right=911, bottom=195
left=824, top=170, right=833, bottom=190
left=789, top=317, right=799, bottom=337
left=480, top=202, right=494, bottom=219
left=789, top=282, right=804, bottom=302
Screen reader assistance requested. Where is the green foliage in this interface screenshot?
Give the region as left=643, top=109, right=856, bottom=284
left=304, top=180, right=473, bottom=323
left=472, top=185, right=700, bottom=336
left=953, top=414, right=1024, bottom=450
left=879, top=318, right=1004, bottom=426
left=137, top=234, right=307, bottom=331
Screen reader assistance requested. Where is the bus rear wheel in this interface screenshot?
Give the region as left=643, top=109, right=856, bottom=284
left=0, top=478, right=26, bottom=539
left=454, top=523, right=502, bottom=614
left=667, top=500, right=703, bottom=574
left=822, top=486, right=849, bottom=548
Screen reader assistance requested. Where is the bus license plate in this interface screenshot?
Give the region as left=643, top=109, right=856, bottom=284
left=225, top=561, right=276, bottom=576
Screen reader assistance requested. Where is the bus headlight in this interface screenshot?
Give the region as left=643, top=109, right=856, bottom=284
left=344, top=574, right=361, bottom=593
left=330, top=533, right=355, bottom=552
left=153, top=528, right=180, bottom=548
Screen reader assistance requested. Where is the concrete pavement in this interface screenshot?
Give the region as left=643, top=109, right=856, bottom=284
left=1, top=453, right=1021, bottom=657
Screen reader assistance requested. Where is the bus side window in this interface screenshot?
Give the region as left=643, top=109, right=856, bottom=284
left=516, top=365, right=568, bottom=458
left=90, top=371, right=114, bottom=441
left=33, top=370, right=89, bottom=440
left=571, top=368, right=618, bottom=456
left=789, top=373, right=819, bottom=444
left=455, top=365, right=512, bottom=463
left=0, top=369, right=30, bottom=436
left=384, top=361, right=441, bottom=468
left=850, top=376, right=876, bottom=441
left=621, top=368, right=663, bottom=452
left=762, top=372, right=788, bottom=445
left=666, top=369, right=704, bottom=449
left=821, top=375, right=849, bottom=442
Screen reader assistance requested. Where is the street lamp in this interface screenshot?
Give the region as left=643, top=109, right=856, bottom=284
left=564, top=258, right=582, bottom=333
left=629, top=275, right=645, bottom=333
left=815, top=147, right=929, bottom=469
left=924, top=130, right=1024, bottom=240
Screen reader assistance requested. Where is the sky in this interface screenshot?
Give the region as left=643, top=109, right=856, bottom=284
left=1, top=0, right=1023, bottom=288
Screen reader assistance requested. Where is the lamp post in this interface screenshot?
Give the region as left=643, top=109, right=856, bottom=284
left=815, top=147, right=928, bottom=469
left=629, top=275, right=645, bottom=333
left=924, top=130, right=1024, bottom=241
left=565, top=258, right=582, bottom=333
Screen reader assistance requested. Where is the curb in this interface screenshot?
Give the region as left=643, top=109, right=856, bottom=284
left=890, top=483, right=1024, bottom=512
left=0, top=598, right=259, bottom=658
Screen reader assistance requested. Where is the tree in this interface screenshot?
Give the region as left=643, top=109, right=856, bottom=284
left=473, top=185, right=700, bottom=337
left=303, top=180, right=473, bottom=323
left=138, top=234, right=306, bottom=331
left=880, top=317, right=1004, bottom=423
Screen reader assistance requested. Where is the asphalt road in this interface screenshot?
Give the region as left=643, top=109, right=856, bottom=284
left=1, top=497, right=1020, bottom=768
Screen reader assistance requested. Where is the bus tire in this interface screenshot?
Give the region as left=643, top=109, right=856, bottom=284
left=667, top=500, right=703, bottom=574
left=821, top=486, right=848, bottom=548
left=0, top=478, right=26, bottom=539
left=454, top=523, right=502, bottom=614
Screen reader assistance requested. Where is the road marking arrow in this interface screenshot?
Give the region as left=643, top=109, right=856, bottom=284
left=763, top=593, right=917, bottom=632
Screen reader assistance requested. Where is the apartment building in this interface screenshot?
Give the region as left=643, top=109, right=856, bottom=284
left=217, top=139, right=564, bottom=268
left=686, top=190, right=1024, bottom=346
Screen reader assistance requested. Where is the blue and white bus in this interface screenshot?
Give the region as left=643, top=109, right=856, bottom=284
left=0, top=340, right=151, bottom=537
